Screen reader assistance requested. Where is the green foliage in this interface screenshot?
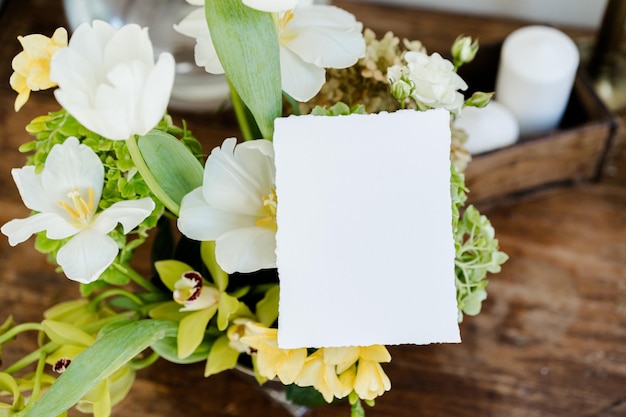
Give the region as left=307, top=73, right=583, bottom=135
left=137, top=130, right=205, bottom=215
left=0, top=372, right=25, bottom=412
left=451, top=165, right=508, bottom=320
left=311, top=102, right=366, bottom=116
left=25, top=320, right=178, bottom=417
left=20, top=109, right=203, bottom=285
left=150, top=335, right=215, bottom=365
left=285, top=384, right=329, bottom=408
left=204, top=0, right=282, bottom=139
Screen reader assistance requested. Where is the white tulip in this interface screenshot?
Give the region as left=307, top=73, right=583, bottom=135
left=177, top=138, right=277, bottom=274
left=50, top=20, right=175, bottom=140
left=175, top=1, right=365, bottom=102
left=1, top=137, right=155, bottom=283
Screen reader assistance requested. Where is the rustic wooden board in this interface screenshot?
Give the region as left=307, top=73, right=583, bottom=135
left=459, top=42, right=615, bottom=205
left=1, top=2, right=625, bottom=417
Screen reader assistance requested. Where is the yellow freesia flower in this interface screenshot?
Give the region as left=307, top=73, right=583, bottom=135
left=315, top=345, right=392, bottom=401
left=295, top=348, right=352, bottom=403
left=352, top=359, right=391, bottom=400
left=10, top=27, right=67, bottom=111
left=239, top=322, right=307, bottom=384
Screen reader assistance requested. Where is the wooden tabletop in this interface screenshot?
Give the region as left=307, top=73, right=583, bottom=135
left=1, top=1, right=625, bottom=416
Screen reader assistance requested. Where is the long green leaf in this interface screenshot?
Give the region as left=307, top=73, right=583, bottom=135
left=205, top=0, right=282, bottom=139
left=137, top=130, right=204, bottom=216
left=25, top=320, right=178, bottom=417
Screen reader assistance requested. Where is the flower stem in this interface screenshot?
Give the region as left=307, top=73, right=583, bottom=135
left=228, top=78, right=256, bottom=141
left=351, top=398, right=365, bottom=417
left=111, top=262, right=160, bottom=293
left=126, top=135, right=180, bottom=215
left=24, top=351, right=48, bottom=412
left=0, top=322, right=43, bottom=345
left=130, top=351, right=160, bottom=371
left=283, top=92, right=301, bottom=116
left=5, top=341, right=59, bottom=374
left=91, top=288, right=145, bottom=308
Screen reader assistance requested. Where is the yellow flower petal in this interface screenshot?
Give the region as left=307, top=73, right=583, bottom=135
left=9, top=27, right=67, bottom=111
left=358, top=345, right=391, bottom=363
left=354, top=360, right=391, bottom=400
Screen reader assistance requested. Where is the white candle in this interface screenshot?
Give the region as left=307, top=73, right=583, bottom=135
left=455, top=100, right=519, bottom=155
left=495, top=25, right=579, bottom=137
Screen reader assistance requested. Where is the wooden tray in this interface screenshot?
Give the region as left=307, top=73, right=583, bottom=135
left=459, top=42, right=617, bottom=205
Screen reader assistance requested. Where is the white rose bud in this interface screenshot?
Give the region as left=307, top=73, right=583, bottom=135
left=451, top=35, right=479, bottom=67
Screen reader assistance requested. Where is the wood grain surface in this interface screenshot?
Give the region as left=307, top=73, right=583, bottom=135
left=1, top=1, right=625, bottom=416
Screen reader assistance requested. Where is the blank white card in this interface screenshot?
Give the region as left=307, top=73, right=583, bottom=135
left=274, top=109, right=460, bottom=348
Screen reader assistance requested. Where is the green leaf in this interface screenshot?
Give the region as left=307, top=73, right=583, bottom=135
left=151, top=336, right=214, bottom=364
left=285, top=384, right=329, bottom=408
left=42, top=320, right=95, bottom=348
left=26, top=320, right=178, bottom=417
left=205, top=0, right=282, bottom=139
left=204, top=335, right=240, bottom=377
left=256, top=284, right=279, bottom=326
left=137, top=130, right=204, bottom=215
left=177, top=306, right=217, bottom=359
left=154, top=260, right=193, bottom=292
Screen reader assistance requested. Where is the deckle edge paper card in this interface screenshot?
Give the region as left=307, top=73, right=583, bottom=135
left=274, top=109, right=460, bottom=349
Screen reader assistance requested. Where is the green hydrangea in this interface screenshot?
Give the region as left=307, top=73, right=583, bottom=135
left=451, top=164, right=508, bottom=320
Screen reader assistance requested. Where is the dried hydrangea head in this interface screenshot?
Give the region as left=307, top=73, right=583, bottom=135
left=10, top=27, right=67, bottom=111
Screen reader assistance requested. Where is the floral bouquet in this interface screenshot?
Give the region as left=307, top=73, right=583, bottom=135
left=0, top=0, right=507, bottom=416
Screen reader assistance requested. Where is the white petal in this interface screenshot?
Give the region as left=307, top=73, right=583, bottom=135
left=174, top=9, right=225, bottom=74
left=91, top=197, right=155, bottom=235
left=50, top=48, right=99, bottom=97
left=180, top=286, right=220, bottom=312
left=52, top=21, right=172, bottom=140
left=234, top=140, right=275, bottom=196
left=215, top=227, right=276, bottom=273
left=41, top=137, right=104, bottom=206
left=63, top=21, right=114, bottom=80
left=202, top=138, right=271, bottom=215
left=96, top=64, right=142, bottom=140
left=243, top=0, right=298, bottom=12
left=1, top=213, right=78, bottom=246
left=56, top=230, right=119, bottom=283
left=174, top=8, right=208, bottom=39
left=138, top=52, right=175, bottom=135
left=103, top=25, right=154, bottom=71
left=186, top=0, right=204, bottom=5
left=11, top=166, right=56, bottom=214
left=178, top=188, right=258, bottom=241
left=279, top=46, right=326, bottom=102
left=283, top=5, right=365, bottom=69
left=194, top=35, right=226, bottom=74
